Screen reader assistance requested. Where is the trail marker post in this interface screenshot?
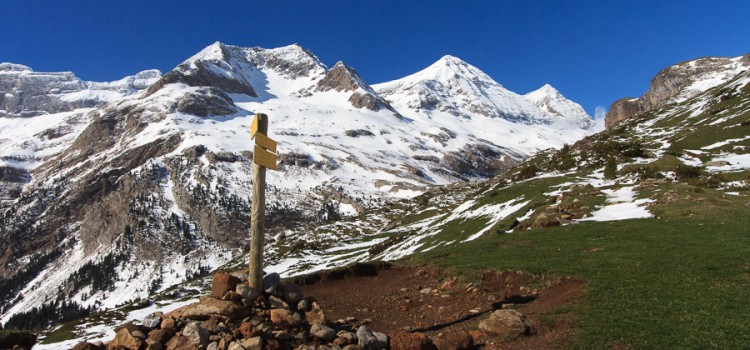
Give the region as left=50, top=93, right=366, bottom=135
left=249, top=113, right=277, bottom=290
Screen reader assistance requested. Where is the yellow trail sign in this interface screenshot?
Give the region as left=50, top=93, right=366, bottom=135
left=250, top=115, right=259, bottom=139
left=255, top=132, right=277, bottom=153
left=254, top=145, right=277, bottom=170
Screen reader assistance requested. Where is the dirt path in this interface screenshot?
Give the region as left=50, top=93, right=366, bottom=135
left=297, top=263, right=585, bottom=349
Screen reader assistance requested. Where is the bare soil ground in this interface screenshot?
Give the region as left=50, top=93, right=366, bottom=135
left=297, top=263, right=585, bottom=349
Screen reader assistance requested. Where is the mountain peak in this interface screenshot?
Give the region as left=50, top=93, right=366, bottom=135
left=524, top=84, right=592, bottom=128
left=317, top=61, right=361, bottom=93
left=435, top=54, right=466, bottom=65
left=423, top=55, right=484, bottom=75
left=189, top=41, right=231, bottom=62
left=525, top=84, right=562, bottom=100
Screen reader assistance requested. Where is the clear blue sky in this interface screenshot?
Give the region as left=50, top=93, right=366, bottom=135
left=2, top=0, right=748, bottom=117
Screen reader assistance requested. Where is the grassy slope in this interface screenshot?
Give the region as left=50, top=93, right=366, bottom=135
left=404, top=71, right=750, bottom=348
left=417, top=186, right=750, bottom=348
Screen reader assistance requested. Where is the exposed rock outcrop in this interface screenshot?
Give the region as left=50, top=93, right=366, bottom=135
left=171, top=88, right=237, bottom=117
left=316, top=62, right=399, bottom=113
left=605, top=54, right=750, bottom=128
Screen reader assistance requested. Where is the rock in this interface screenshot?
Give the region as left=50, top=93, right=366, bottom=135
left=432, top=331, right=473, bottom=350
left=164, top=335, right=197, bottom=350
left=201, top=316, right=224, bottom=333
left=305, top=301, right=328, bottom=325
left=114, top=321, right=150, bottom=336
left=438, top=278, right=457, bottom=290
left=268, top=295, right=290, bottom=309
left=148, top=329, right=174, bottom=344
left=262, top=273, right=281, bottom=294
left=142, top=313, right=163, bottom=329
left=108, top=328, right=144, bottom=350
left=342, top=345, right=363, bottom=350
left=161, top=317, right=177, bottom=330
left=478, top=309, right=532, bottom=338
left=72, top=341, right=101, bottom=350
left=419, top=288, right=433, bottom=294
left=239, top=322, right=261, bottom=338
left=272, top=330, right=292, bottom=341
left=145, top=339, right=163, bottom=350
left=373, top=332, right=389, bottom=350
left=357, top=326, right=388, bottom=350
left=297, top=298, right=313, bottom=312
left=388, top=331, right=435, bottom=350
left=227, top=342, right=244, bottom=350
left=213, top=272, right=242, bottom=299
left=167, top=296, right=250, bottom=320
left=706, top=160, right=731, bottom=167
left=280, top=283, right=304, bottom=304
left=310, top=324, right=337, bottom=342
left=223, top=291, right=243, bottom=302
left=336, top=332, right=358, bottom=345
left=269, top=309, right=301, bottom=327
left=468, top=330, right=485, bottom=345
left=238, top=337, right=263, bottom=350
left=229, top=271, right=249, bottom=281
left=182, top=323, right=210, bottom=348
left=236, top=284, right=259, bottom=300
left=207, top=342, right=219, bottom=350
left=132, top=330, right=147, bottom=340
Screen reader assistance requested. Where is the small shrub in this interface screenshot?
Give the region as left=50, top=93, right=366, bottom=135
left=604, top=157, right=618, bottom=180
left=514, top=165, right=539, bottom=181
left=672, top=164, right=702, bottom=180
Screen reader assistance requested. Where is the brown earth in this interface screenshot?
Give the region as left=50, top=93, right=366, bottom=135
left=298, top=263, right=585, bottom=349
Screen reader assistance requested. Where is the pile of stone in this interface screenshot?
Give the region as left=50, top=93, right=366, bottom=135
left=73, top=272, right=390, bottom=350
left=73, top=270, right=534, bottom=350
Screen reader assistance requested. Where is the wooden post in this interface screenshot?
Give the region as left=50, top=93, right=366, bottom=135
left=249, top=113, right=269, bottom=290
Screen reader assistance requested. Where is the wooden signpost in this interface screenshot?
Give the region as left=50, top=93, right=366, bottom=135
left=249, top=113, right=278, bottom=290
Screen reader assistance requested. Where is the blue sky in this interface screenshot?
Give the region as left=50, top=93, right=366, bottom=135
left=1, top=0, right=748, bottom=117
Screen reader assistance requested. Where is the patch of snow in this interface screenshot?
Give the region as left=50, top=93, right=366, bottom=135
left=338, top=203, right=358, bottom=217
left=706, top=153, right=750, bottom=172
left=701, top=136, right=750, bottom=150
left=580, top=187, right=654, bottom=222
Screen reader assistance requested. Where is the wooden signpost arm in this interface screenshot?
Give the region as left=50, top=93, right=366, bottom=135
left=249, top=113, right=269, bottom=290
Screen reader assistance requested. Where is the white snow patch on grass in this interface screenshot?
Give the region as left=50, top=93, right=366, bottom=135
left=701, top=136, right=750, bottom=150
left=580, top=187, right=654, bottom=222
left=706, top=153, right=750, bottom=172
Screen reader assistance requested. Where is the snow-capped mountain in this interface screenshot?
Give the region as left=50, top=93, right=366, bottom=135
left=524, top=83, right=592, bottom=127
left=0, top=42, right=597, bottom=326
left=374, top=55, right=592, bottom=128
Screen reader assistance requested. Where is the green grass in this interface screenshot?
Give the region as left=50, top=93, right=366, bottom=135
left=412, top=185, right=750, bottom=349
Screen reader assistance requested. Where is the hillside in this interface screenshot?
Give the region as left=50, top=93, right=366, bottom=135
left=0, top=42, right=597, bottom=328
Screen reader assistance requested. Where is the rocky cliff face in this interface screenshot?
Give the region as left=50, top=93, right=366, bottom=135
left=0, top=63, right=160, bottom=118
left=605, top=54, right=750, bottom=128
